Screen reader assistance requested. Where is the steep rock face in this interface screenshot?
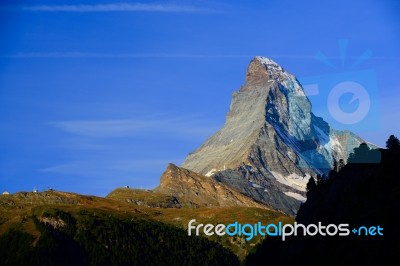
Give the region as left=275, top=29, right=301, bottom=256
left=154, top=163, right=267, bottom=209
left=182, top=56, right=368, bottom=215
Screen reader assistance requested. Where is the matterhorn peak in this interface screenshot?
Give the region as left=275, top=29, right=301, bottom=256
left=254, top=56, right=281, bottom=68
left=243, top=56, right=297, bottom=93
left=182, top=56, right=368, bottom=215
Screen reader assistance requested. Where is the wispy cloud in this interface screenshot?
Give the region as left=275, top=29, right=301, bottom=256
left=43, top=114, right=216, bottom=183
left=40, top=158, right=181, bottom=191
left=2, top=52, right=252, bottom=59
left=2, top=52, right=388, bottom=60
left=20, top=3, right=214, bottom=13
left=42, top=158, right=181, bottom=176
left=50, top=114, right=219, bottom=139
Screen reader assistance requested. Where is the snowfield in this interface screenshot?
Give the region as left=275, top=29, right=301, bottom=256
left=271, top=171, right=310, bottom=192
left=284, top=191, right=306, bottom=202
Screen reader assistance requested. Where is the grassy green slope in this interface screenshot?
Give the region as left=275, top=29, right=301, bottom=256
left=0, top=190, right=293, bottom=263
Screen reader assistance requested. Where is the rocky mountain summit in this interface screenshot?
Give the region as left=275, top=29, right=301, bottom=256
left=155, top=163, right=266, bottom=209
left=181, top=56, right=368, bottom=215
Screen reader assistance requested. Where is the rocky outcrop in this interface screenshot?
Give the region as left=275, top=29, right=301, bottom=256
left=39, top=216, right=66, bottom=229
left=107, top=188, right=182, bottom=208
left=155, top=163, right=267, bottom=209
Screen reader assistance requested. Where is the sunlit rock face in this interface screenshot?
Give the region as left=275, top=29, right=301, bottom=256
left=182, top=57, right=368, bottom=215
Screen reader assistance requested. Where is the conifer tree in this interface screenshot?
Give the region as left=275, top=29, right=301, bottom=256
left=386, top=135, right=400, bottom=151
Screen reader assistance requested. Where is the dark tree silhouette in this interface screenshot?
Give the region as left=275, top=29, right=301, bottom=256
left=246, top=134, right=400, bottom=266
left=338, top=159, right=345, bottom=172
left=316, top=174, right=325, bottom=186
left=348, top=143, right=381, bottom=164
left=306, top=176, right=316, bottom=192
left=332, top=158, right=338, bottom=172
left=348, top=143, right=370, bottom=163
left=386, top=135, right=400, bottom=151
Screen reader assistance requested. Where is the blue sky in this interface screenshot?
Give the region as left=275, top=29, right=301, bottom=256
left=0, top=0, right=399, bottom=195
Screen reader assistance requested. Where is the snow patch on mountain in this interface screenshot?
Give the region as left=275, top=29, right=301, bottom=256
left=326, top=136, right=343, bottom=153
left=205, top=169, right=217, bottom=177
left=250, top=182, right=263, bottom=189
left=284, top=191, right=306, bottom=202
left=271, top=171, right=310, bottom=192
left=205, top=166, right=227, bottom=177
